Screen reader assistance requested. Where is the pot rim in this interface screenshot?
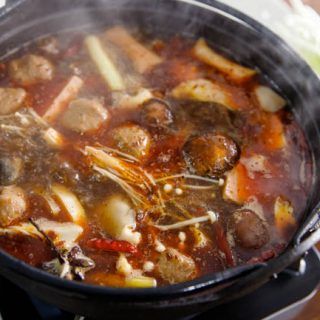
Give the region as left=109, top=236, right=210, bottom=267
left=0, top=0, right=319, bottom=301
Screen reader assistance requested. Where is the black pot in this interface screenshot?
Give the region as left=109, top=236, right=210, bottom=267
left=0, top=0, right=320, bottom=319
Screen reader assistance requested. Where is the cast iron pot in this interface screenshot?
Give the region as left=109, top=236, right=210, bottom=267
left=0, top=0, right=320, bottom=319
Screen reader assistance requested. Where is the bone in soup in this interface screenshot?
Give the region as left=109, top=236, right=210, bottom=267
left=0, top=26, right=311, bottom=287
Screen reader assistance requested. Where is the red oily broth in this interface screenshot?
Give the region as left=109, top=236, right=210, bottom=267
left=0, top=26, right=311, bottom=287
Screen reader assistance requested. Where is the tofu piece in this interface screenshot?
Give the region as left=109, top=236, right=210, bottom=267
left=157, top=248, right=196, bottom=284
left=0, top=88, right=26, bottom=115
left=0, top=186, right=26, bottom=227
left=9, top=54, right=54, bottom=85
left=61, top=98, right=108, bottom=133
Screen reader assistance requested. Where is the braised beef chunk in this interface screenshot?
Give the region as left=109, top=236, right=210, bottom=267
left=0, top=88, right=26, bottom=115
left=9, top=54, right=54, bottom=85
left=61, top=98, right=108, bottom=133
left=0, top=27, right=310, bottom=287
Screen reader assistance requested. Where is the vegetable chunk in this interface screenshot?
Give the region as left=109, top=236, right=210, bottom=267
left=105, top=26, right=162, bottom=73
left=84, top=35, right=125, bottom=91
left=193, top=38, right=256, bottom=83
left=0, top=186, right=26, bottom=227
left=43, top=76, right=83, bottom=123
left=51, top=184, right=86, bottom=225
left=0, top=88, right=26, bottom=115
left=274, top=196, right=296, bottom=234
left=9, top=54, right=54, bottom=85
left=254, top=85, right=286, bottom=113
left=61, top=98, right=108, bottom=133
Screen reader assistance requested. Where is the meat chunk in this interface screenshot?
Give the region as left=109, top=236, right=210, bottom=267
left=142, top=99, right=173, bottom=127
left=0, top=186, right=27, bottom=227
left=110, top=124, right=151, bottom=159
left=229, top=209, right=269, bottom=249
left=9, top=54, right=54, bottom=85
left=0, top=157, right=23, bottom=185
left=0, top=88, right=26, bottom=115
left=157, top=248, right=196, bottom=284
left=184, top=133, right=239, bottom=177
left=61, top=98, right=108, bottom=133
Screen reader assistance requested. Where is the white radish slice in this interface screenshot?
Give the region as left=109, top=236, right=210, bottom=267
left=51, top=184, right=86, bottom=225
left=254, top=85, right=286, bottom=112
left=97, top=194, right=141, bottom=245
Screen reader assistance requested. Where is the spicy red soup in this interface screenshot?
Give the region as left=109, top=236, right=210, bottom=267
left=0, top=26, right=311, bottom=287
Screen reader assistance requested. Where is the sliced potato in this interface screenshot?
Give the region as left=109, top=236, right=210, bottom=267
left=97, top=194, right=141, bottom=245
left=105, top=26, right=162, bottom=74
left=254, top=85, right=286, bottom=113
left=171, top=78, right=236, bottom=110
left=193, top=38, right=256, bottom=83
left=51, top=184, right=86, bottom=225
left=34, top=218, right=83, bottom=250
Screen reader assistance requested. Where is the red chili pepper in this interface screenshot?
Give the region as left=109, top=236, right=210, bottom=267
left=87, top=238, right=138, bottom=255
left=213, top=222, right=235, bottom=267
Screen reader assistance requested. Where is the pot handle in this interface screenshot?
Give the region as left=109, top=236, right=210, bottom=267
left=202, top=225, right=320, bottom=306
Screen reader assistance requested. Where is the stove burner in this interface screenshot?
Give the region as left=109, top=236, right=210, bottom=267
left=0, top=248, right=319, bottom=320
